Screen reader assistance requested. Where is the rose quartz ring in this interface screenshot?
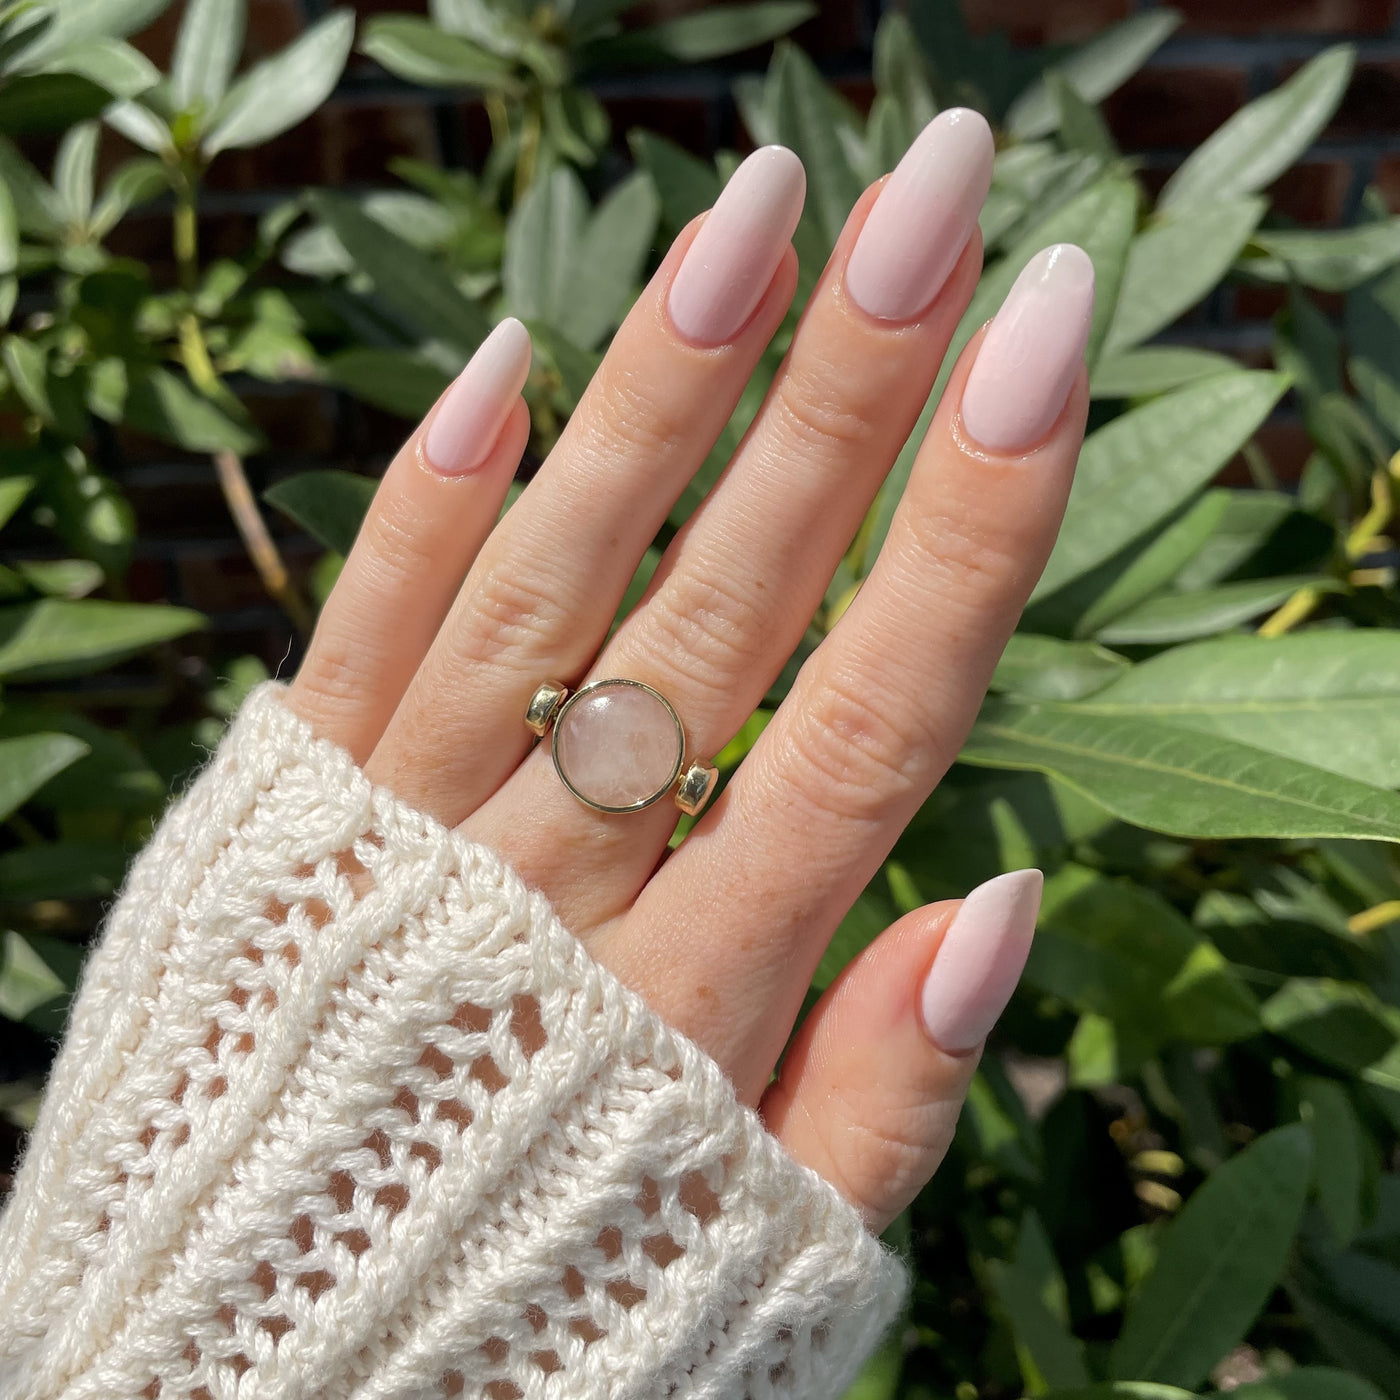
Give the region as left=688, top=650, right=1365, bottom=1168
left=526, top=678, right=719, bottom=816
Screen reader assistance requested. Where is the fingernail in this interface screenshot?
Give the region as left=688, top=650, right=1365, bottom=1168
left=845, top=107, right=994, bottom=322
left=423, top=317, right=532, bottom=475
left=668, top=145, right=806, bottom=347
left=960, top=243, right=1095, bottom=453
left=919, top=869, right=1042, bottom=1054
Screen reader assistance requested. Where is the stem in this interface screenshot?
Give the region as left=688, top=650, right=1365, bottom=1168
left=1349, top=899, right=1400, bottom=936
left=172, top=155, right=312, bottom=636
left=214, top=449, right=314, bottom=637
left=515, top=97, right=543, bottom=205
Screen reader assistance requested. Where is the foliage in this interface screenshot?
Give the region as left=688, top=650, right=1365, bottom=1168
left=3, top=0, right=1400, bottom=1395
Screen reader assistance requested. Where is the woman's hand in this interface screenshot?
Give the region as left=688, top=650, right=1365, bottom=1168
left=286, top=109, right=1093, bottom=1233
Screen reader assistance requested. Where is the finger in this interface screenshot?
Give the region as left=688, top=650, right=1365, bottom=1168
left=288, top=320, right=532, bottom=761
left=607, top=244, right=1094, bottom=1097
left=762, top=870, right=1041, bottom=1231
left=365, top=147, right=806, bottom=820
left=468, top=111, right=994, bottom=928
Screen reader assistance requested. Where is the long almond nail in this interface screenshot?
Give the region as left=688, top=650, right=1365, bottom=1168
left=845, top=107, right=994, bottom=322
left=961, top=243, right=1095, bottom=453
left=919, top=869, right=1042, bottom=1054
left=667, top=145, right=806, bottom=346
left=423, top=317, right=533, bottom=475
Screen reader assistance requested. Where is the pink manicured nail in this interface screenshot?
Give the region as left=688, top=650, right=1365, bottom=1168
left=667, top=145, right=806, bottom=346
left=845, top=107, right=994, bottom=322
left=919, top=869, right=1042, bottom=1054
left=961, top=243, right=1095, bottom=453
left=423, top=317, right=532, bottom=475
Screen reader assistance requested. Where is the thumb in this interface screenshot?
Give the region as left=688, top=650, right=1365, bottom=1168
left=760, top=869, right=1042, bottom=1232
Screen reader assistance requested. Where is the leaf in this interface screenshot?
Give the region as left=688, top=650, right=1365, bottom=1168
left=1299, top=1077, right=1372, bottom=1248
left=171, top=0, right=245, bottom=113
left=38, top=37, right=158, bottom=99
left=308, top=189, right=491, bottom=353
left=628, top=130, right=720, bottom=231
left=1006, top=10, right=1182, bottom=140
left=961, top=701, right=1400, bottom=844
left=359, top=15, right=515, bottom=91
left=590, top=2, right=813, bottom=67
left=1032, top=371, right=1289, bottom=603
left=989, top=1211, right=1090, bottom=1389
left=1244, top=220, right=1400, bottom=293
left=1091, top=346, right=1239, bottom=398
left=0, top=930, right=66, bottom=1021
left=1110, top=1125, right=1312, bottom=1386
left=264, top=470, right=377, bottom=556
left=1105, top=199, right=1265, bottom=353
left=0, top=840, right=127, bottom=901
left=102, top=96, right=169, bottom=152
left=14, top=0, right=170, bottom=63
left=992, top=634, right=1130, bottom=702
left=0, top=176, right=15, bottom=278
left=89, top=154, right=165, bottom=238
left=0, top=599, right=204, bottom=681
left=560, top=170, right=658, bottom=349
left=1048, top=72, right=1118, bottom=164
left=1079, top=631, right=1400, bottom=788
left=1093, top=575, right=1335, bottom=645
left=1031, top=866, right=1259, bottom=1062
left=327, top=347, right=450, bottom=420
left=53, top=118, right=97, bottom=225
left=0, top=733, right=89, bottom=823
left=1347, top=258, right=1400, bottom=438
left=1214, top=1368, right=1389, bottom=1400
left=0, top=473, right=32, bottom=527
left=203, top=9, right=353, bottom=156
left=124, top=366, right=261, bottom=453
left=503, top=164, right=588, bottom=328
left=1160, top=45, right=1356, bottom=210
left=1261, top=980, right=1400, bottom=1085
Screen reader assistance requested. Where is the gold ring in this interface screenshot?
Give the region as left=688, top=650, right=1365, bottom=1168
left=525, top=678, right=718, bottom=817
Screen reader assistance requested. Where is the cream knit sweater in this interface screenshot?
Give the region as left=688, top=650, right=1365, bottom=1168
left=0, top=685, right=906, bottom=1399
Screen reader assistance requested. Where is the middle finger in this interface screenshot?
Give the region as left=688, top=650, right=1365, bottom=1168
left=466, top=109, right=996, bottom=928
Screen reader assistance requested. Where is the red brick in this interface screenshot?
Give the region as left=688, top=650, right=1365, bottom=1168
left=243, top=388, right=338, bottom=457
left=132, top=0, right=304, bottom=71
left=1268, top=159, right=1354, bottom=224
left=1217, top=419, right=1312, bottom=486
left=960, top=0, right=1130, bottom=44
left=1324, top=60, right=1400, bottom=138
left=175, top=539, right=320, bottom=613
left=1374, top=155, right=1400, bottom=211
left=602, top=95, right=713, bottom=158
left=1103, top=66, right=1249, bottom=149
left=1230, top=282, right=1344, bottom=320
left=1174, top=0, right=1396, bottom=33
left=122, top=474, right=230, bottom=540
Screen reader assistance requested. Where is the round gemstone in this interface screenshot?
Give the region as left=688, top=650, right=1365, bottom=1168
left=554, top=682, right=682, bottom=810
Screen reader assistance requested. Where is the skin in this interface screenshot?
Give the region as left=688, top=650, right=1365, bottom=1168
left=287, top=171, right=1089, bottom=1235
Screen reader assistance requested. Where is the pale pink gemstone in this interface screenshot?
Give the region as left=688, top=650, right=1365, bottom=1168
left=554, top=683, right=682, bottom=810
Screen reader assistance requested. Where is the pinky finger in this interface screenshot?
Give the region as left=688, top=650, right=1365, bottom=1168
left=289, top=319, right=533, bottom=762
left=760, top=870, right=1042, bottom=1233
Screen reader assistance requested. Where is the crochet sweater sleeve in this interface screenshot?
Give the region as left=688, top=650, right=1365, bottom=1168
left=0, top=684, right=906, bottom=1400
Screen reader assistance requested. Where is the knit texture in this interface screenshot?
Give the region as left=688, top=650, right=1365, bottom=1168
left=0, top=684, right=907, bottom=1400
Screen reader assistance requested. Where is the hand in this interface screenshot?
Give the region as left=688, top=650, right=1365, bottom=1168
left=287, top=109, right=1093, bottom=1233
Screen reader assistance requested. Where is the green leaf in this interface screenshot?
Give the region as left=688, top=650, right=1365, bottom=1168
left=1031, top=866, right=1259, bottom=1061
left=54, top=118, right=97, bottom=225
left=37, top=36, right=158, bottom=99
left=628, top=130, right=720, bottom=232
left=503, top=163, right=588, bottom=329
left=15, top=0, right=170, bottom=63
left=102, top=96, right=169, bottom=153
left=0, top=175, right=15, bottom=277
left=264, top=470, right=376, bottom=556
left=171, top=0, right=245, bottom=113
left=1079, top=631, right=1400, bottom=788
left=89, top=154, right=165, bottom=238
left=592, top=2, right=813, bottom=68
left=1213, top=1369, right=1388, bottom=1400
left=1244, top=220, right=1400, bottom=293
left=1111, top=1125, right=1312, bottom=1386
left=1160, top=45, right=1355, bottom=210
left=0, top=473, right=31, bottom=527
left=1347, top=257, right=1400, bottom=438
left=1048, top=71, right=1118, bottom=164
left=1105, top=199, right=1265, bottom=353
left=124, top=366, right=261, bottom=454
left=1093, top=574, right=1334, bottom=645
left=1032, top=371, right=1289, bottom=603
left=1299, top=1078, right=1372, bottom=1248
left=1006, top=10, right=1181, bottom=140
left=203, top=9, right=353, bottom=156
left=0, top=840, right=127, bottom=901
left=0, top=929, right=66, bottom=1021
left=961, top=701, right=1400, bottom=844
left=992, top=634, right=1130, bottom=702
left=308, top=189, right=491, bottom=353
left=1262, top=980, right=1400, bottom=1085
left=0, top=598, right=204, bottom=681
left=0, top=732, right=89, bottom=823
left=327, top=347, right=450, bottom=421
left=989, top=1211, right=1090, bottom=1388
left=1091, top=346, right=1239, bottom=398
left=559, top=170, right=658, bottom=350
left=359, top=15, right=515, bottom=91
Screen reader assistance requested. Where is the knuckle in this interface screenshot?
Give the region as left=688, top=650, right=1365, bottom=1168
left=779, top=673, right=928, bottom=822
left=772, top=363, right=876, bottom=457
left=456, top=564, right=573, bottom=668
left=296, top=633, right=363, bottom=711
left=642, top=570, right=768, bottom=697
left=587, top=361, right=691, bottom=461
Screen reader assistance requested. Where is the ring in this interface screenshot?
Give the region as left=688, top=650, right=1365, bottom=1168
left=525, top=678, right=719, bottom=817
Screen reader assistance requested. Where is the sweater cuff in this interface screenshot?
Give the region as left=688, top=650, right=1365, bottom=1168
left=0, top=683, right=906, bottom=1400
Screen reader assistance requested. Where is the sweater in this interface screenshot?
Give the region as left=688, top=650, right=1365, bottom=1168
left=0, top=684, right=907, bottom=1399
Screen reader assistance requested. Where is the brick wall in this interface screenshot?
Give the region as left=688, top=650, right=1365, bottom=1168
left=83, top=1, right=1400, bottom=657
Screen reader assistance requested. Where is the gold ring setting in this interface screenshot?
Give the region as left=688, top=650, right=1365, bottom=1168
left=525, top=678, right=719, bottom=816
